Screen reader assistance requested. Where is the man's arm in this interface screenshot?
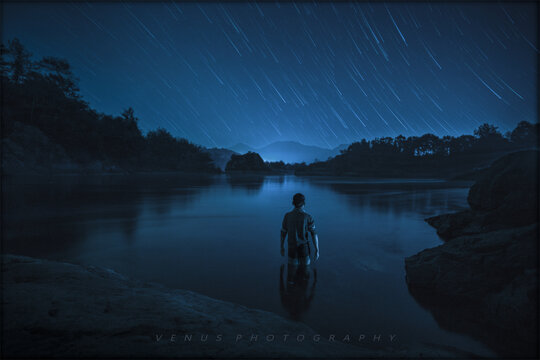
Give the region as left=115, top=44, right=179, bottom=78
left=280, top=214, right=287, bottom=256
left=311, top=233, right=319, bottom=260
left=280, top=231, right=286, bottom=256
left=307, top=215, right=319, bottom=261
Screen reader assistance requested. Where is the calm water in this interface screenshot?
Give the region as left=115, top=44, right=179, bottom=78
left=3, top=174, right=495, bottom=356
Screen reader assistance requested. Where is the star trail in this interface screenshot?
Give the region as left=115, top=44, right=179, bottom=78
left=3, top=2, right=538, bottom=149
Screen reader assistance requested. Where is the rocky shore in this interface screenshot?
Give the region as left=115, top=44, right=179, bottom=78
left=2, top=254, right=490, bottom=358
left=405, top=150, right=539, bottom=358
left=2, top=254, right=367, bottom=358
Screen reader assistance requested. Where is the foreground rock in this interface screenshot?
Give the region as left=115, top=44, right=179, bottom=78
left=2, top=254, right=374, bottom=358
left=3, top=254, right=485, bottom=358
left=405, top=150, right=539, bottom=358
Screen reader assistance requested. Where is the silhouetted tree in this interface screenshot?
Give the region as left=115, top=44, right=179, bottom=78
left=511, top=121, right=539, bottom=148
left=394, top=135, right=407, bottom=153
left=3, top=38, right=33, bottom=83
left=39, top=56, right=79, bottom=98
left=414, top=133, right=440, bottom=156
left=473, top=123, right=508, bottom=152
left=2, top=39, right=218, bottom=173
left=474, top=123, right=502, bottom=139
left=225, top=152, right=269, bottom=172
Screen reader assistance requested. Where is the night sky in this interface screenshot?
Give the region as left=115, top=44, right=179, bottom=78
left=3, top=2, right=538, bottom=149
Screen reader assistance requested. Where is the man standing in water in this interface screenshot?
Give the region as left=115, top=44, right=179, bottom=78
left=280, top=193, right=319, bottom=265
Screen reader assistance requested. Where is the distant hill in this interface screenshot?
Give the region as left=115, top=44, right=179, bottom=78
left=226, top=141, right=348, bottom=164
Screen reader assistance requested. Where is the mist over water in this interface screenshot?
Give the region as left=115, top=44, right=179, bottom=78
left=3, top=174, right=495, bottom=356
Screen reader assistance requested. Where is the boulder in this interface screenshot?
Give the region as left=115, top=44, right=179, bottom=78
left=467, top=150, right=538, bottom=226
left=405, top=150, right=539, bottom=357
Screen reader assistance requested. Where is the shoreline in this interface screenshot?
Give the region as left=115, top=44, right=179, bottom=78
left=1, top=254, right=487, bottom=358
left=3, top=170, right=471, bottom=182
left=0, top=254, right=372, bottom=358
left=404, top=150, right=539, bottom=358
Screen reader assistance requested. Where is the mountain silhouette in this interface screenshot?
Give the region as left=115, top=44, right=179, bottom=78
left=226, top=141, right=348, bottom=164
left=228, top=143, right=255, bottom=155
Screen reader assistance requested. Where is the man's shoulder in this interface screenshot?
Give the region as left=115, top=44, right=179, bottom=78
left=299, top=210, right=314, bottom=221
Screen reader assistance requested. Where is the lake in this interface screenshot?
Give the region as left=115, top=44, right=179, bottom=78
left=2, top=173, right=496, bottom=356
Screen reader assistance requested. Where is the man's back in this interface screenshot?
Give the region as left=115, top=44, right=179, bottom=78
left=282, top=207, right=315, bottom=248
left=280, top=193, right=319, bottom=264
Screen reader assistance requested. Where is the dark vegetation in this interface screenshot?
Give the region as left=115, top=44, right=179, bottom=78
left=227, top=122, right=539, bottom=176
left=227, top=121, right=538, bottom=176
left=225, top=151, right=296, bottom=173
left=225, top=152, right=267, bottom=172
left=295, top=122, right=539, bottom=178
left=1, top=39, right=218, bottom=173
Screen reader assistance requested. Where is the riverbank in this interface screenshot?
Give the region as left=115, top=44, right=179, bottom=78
left=2, top=254, right=491, bottom=358
left=1, top=254, right=357, bottom=358
left=404, top=150, right=539, bottom=357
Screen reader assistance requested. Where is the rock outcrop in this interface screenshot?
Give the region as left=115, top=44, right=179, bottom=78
left=405, top=150, right=539, bottom=358
left=3, top=254, right=489, bottom=358
left=467, top=150, right=538, bottom=227
left=2, top=122, right=77, bottom=173
left=2, top=254, right=372, bottom=358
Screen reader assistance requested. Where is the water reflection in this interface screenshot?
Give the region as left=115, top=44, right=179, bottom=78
left=279, top=264, right=317, bottom=321
left=2, top=173, right=216, bottom=256
left=312, top=180, right=472, bottom=216
left=226, top=174, right=265, bottom=193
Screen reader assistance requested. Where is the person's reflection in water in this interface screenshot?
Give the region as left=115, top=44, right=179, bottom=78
left=279, top=263, right=317, bottom=321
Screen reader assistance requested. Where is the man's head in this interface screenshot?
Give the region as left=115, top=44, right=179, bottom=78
left=292, top=193, right=305, bottom=208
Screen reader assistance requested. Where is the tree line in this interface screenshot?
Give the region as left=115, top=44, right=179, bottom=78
left=294, top=121, right=538, bottom=177
left=1, top=38, right=218, bottom=173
